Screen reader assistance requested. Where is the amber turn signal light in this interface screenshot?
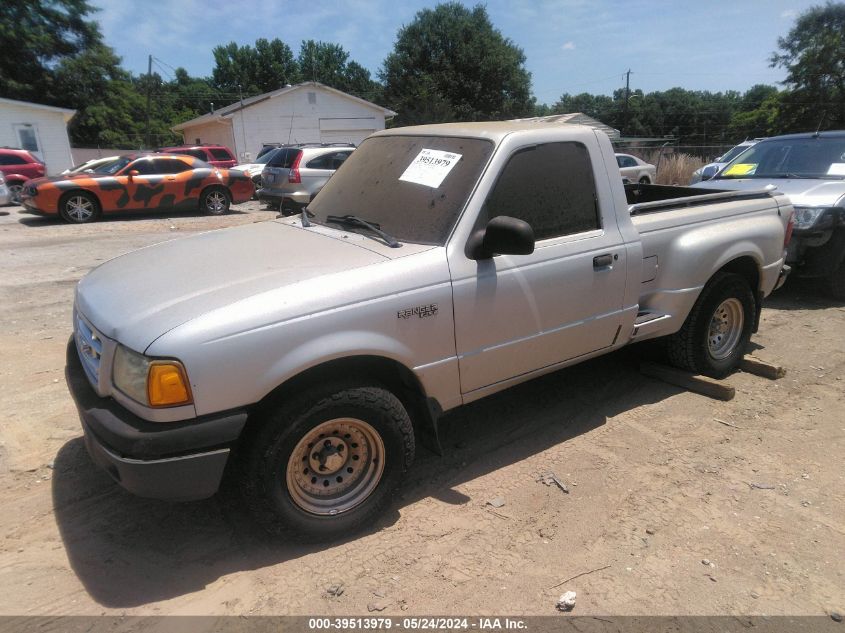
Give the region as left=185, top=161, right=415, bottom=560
left=147, top=362, right=193, bottom=407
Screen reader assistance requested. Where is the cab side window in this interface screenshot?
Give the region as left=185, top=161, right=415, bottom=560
left=482, top=142, right=601, bottom=241
left=157, top=158, right=191, bottom=173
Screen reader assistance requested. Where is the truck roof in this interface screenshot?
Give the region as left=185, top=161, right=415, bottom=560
left=372, top=120, right=601, bottom=142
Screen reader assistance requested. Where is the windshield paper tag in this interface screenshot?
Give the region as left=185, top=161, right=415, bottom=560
left=399, top=149, right=462, bottom=188
left=723, top=163, right=757, bottom=177
left=828, top=163, right=845, bottom=175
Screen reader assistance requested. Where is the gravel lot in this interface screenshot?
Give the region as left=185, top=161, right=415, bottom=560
left=0, top=201, right=842, bottom=617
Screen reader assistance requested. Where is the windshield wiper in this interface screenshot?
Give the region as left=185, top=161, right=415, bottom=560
left=325, top=214, right=401, bottom=248
left=765, top=173, right=822, bottom=179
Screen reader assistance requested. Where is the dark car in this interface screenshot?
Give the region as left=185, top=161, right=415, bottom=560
left=21, top=153, right=253, bottom=223
left=0, top=147, right=46, bottom=204
left=158, top=144, right=237, bottom=169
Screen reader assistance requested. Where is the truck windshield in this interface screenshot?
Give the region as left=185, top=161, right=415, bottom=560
left=306, top=135, right=494, bottom=245
left=715, top=136, right=845, bottom=179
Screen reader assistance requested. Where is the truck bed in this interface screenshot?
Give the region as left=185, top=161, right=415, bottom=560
left=625, top=182, right=775, bottom=215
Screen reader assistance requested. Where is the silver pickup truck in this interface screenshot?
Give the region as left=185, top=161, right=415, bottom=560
left=66, top=121, right=792, bottom=539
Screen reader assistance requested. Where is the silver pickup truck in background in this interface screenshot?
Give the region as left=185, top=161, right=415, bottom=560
left=696, top=131, right=845, bottom=299
left=66, top=121, right=792, bottom=539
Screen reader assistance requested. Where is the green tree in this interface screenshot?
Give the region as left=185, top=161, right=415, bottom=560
left=297, top=40, right=348, bottom=87
left=0, top=0, right=102, bottom=103
left=212, top=38, right=298, bottom=95
left=52, top=43, right=145, bottom=147
left=771, top=2, right=845, bottom=130
left=381, top=3, right=533, bottom=125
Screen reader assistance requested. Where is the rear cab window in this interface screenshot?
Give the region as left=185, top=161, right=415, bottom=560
left=209, top=148, right=233, bottom=161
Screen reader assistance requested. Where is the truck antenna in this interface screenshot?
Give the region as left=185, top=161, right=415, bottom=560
left=813, top=112, right=827, bottom=137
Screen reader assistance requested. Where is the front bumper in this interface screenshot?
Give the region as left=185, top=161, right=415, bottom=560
left=65, top=339, right=248, bottom=501
left=787, top=228, right=845, bottom=278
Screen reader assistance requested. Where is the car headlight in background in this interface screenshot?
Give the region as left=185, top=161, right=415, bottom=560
left=792, top=207, right=829, bottom=230
left=689, top=168, right=703, bottom=184
left=113, top=345, right=193, bottom=408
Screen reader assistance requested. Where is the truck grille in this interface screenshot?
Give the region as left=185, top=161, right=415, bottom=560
left=75, top=313, right=103, bottom=387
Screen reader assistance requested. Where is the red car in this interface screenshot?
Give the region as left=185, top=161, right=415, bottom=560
left=20, top=153, right=253, bottom=223
left=0, top=147, right=45, bottom=204
left=158, top=144, right=237, bottom=168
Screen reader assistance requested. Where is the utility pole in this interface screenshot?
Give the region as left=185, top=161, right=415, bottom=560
left=622, top=69, right=631, bottom=136
left=144, top=54, right=152, bottom=149
left=238, top=83, right=248, bottom=161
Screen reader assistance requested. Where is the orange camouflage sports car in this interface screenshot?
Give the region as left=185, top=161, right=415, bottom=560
left=20, top=153, right=254, bottom=223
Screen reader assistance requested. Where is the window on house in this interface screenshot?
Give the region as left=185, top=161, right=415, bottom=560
left=14, top=124, right=40, bottom=154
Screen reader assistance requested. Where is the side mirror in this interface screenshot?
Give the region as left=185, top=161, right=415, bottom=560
left=128, top=169, right=139, bottom=180
left=466, top=215, right=535, bottom=260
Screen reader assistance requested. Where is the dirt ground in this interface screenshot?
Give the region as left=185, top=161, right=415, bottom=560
left=0, top=201, right=842, bottom=618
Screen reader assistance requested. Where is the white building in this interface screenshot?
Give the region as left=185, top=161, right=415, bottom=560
left=172, top=82, right=396, bottom=161
left=0, top=97, right=76, bottom=173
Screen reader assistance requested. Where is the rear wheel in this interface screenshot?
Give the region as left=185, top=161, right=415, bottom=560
left=201, top=186, right=230, bottom=215
left=639, top=176, right=651, bottom=184
left=666, top=272, right=755, bottom=377
left=59, top=191, right=100, bottom=223
left=240, top=384, right=414, bottom=540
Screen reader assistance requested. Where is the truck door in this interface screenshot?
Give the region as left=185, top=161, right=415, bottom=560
left=449, top=141, right=628, bottom=394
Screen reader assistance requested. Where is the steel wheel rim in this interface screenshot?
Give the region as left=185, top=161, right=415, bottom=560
left=66, top=196, right=93, bottom=221
left=286, top=417, right=385, bottom=516
left=708, top=298, right=744, bottom=360
left=206, top=191, right=226, bottom=212
left=8, top=184, right=23, bottom=204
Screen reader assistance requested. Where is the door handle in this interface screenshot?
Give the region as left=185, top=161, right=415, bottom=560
left=593, top=254, right=613, bottom=269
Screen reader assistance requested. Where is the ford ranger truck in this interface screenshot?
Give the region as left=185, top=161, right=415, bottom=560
left=66, top=122, right=792, bottom=539
left=696, top=131, right=845, bottom=298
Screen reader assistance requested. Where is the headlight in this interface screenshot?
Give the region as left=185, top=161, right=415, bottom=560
left=113, top=345, right=193, bottom=408
left=793, top=207, right=828, bottom=230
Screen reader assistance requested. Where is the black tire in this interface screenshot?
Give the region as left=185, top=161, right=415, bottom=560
left=827, top=258, right=845, bottom=300
left=200, top=186, right=230, bottom=215
left=639, top=176, right=651, bottom=184
left=239, top=384, right=415, bottom=540
left=666, top=272, right=755, bottom=377
left=59, top=191, right=101, bottom=223
left=7, top=182, right=24, bottom=205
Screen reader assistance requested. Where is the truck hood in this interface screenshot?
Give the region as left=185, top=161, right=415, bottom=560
left=697, top=177, right=845, bottom=207
left=75, top=221, right=394, bottom=352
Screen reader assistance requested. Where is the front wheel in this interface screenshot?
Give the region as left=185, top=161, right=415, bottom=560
left=639, top=176, right=651, bottom=184
left=200, top=186, right=230, bottom=215
left=666, top=272, right=755, bottom=377
left=59, top=191, right=101, bottom=223
left=240, top=385, right=415, bottom=540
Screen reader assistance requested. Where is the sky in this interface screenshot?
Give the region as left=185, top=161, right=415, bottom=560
left=92, top=0, right=821, bottom=105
